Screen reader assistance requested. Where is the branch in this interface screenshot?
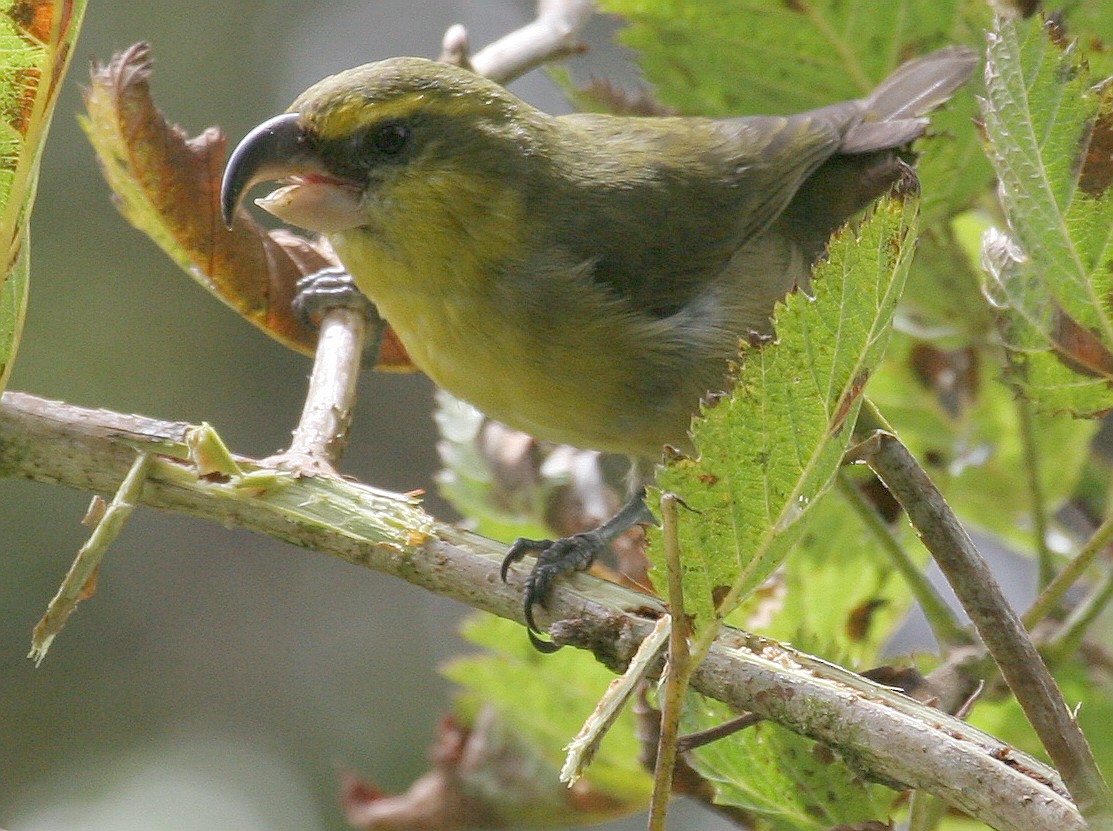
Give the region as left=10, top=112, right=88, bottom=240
left=440, top=0, right=595, bottom=84
left=850, top=430, right=1113, bottom=827
left=0, top=391, right=1083, bottom=831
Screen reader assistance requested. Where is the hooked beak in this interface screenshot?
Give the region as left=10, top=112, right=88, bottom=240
left=221, top=112, right=319, bottom=227
left=221, top=112, right=366, bottom=234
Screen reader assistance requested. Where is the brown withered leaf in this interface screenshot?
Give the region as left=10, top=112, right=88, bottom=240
left=342, top=709, right=638, bottom=831
left=1080, top=86, right=1113, bottom=196
left=80, top=42, right=413, bottom=370
left=1050, top=305, right=1113, bottom=379
left=908, top=342, right=980, bottom=418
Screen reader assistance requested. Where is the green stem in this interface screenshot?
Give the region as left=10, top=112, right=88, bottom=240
left=908, top=790, right=948, bottom=831
left=836, top=473, right=970, bottom=649
left=1044, top=569, right=1113, bottom=665
left=1025, top=513, right=1113, bottom=629
left=1015, top=391, right=1054, bottom=588
left=648, top=493, right=690, bottom=831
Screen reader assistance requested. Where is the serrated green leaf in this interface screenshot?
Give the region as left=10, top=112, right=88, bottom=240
left=980, top=15, right=1113, bottom=416
left=682, top=694, right=896, bottom=830
left=0, top=0, right=86, bottom=389
left=597, top=0, right=986, bottom=116
left=651, top=196, right=916, bottom=651
left=443, top=613, right=653, bottom=806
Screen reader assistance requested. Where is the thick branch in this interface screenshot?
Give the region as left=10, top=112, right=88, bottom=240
left=0, top=391, right=1082, bottom=831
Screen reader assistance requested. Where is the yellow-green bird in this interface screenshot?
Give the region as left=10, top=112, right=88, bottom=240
left=222, top=47, right=976, bottom=647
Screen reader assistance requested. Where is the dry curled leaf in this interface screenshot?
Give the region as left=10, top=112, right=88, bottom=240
left=80, top=42, right=412, bottom=370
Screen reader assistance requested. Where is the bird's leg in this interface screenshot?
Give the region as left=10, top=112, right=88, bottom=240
left=501, top=487, right=656, bottom=652
left=258, top=266, right=380, bottom=476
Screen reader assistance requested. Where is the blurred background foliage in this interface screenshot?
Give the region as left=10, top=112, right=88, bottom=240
left=1, top=2, right=713, bottom=830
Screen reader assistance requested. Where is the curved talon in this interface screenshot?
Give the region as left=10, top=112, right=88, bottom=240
left=500, top=537, right=550, bottom=582
left=527, top=628, right=562, bottom=653
left=501, top=531, right=611, bottom=651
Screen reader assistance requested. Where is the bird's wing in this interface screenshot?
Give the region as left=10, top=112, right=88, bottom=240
left=543, top=110, right=856, bottom=318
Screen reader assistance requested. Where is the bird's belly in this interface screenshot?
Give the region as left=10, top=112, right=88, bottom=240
left=394, top=297, right=685, bottom=457
left=332, top=231, right=715, bottom=459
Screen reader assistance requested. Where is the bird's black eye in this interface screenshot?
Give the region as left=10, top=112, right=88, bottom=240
left=370, top=122, right=410, bottom=155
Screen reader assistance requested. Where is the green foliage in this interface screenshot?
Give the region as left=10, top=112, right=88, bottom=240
left=980, top=15, right=1113, bottom=417
left=869, top=332, right=1097, bottom=546
left=736, top=485, right=920, bottom=664
left=650, top=196, right=916, bottom=645
left=443, top=614, right=653, bottom=804
left=0, top=0, right=87, bottom=388
left=596, top=0, right=987, bottom=115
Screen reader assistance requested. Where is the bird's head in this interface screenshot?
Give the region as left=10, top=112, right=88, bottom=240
left=221, top=56, right=548, bottom=235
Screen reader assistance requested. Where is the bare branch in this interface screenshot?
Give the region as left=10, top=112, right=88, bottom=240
left=457, top=0, right=594, bottom=84
left=0, top=391, right=1083, bottom=831
left=850, top=430, right=1113, bottom=827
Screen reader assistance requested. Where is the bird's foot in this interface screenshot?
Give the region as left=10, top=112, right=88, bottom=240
left=500, top=530, right=611, bottom=653
left=293, top=265, right=373, bottom=327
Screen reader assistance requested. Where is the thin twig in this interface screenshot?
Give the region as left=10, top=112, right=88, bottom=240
left=29, top=450, right=153, bottom=664
left=0, top=391, right=1084, bottom=831
left=1025, top=512, right=1113, bottom=629
left=266, top=303, right=379, bottom=475
left=835, top=472, right=970, bottom=649
left=849, top=429, right=1113, bottom=826
left=647, top=493, right=689, bottom=831
left=676, top=713, right=762, bottom=753
left=468, top=0, right=595, bottom=84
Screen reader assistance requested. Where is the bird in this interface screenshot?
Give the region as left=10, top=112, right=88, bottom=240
left=221, top=46, right=977, bottom=648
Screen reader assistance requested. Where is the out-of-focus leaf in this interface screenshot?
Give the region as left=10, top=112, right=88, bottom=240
left=442, top=614, right=652, bottom=824
left=682, top=695, right=896, bottom=831
left=734, top=485, right=920, bottom=666
left=869, top=331, right=1097, bottom=546
left=651, top=195, right=916, bottom=650
left=0, top=0, right=86, bottom=388
left=341, top=706, right=638, bottom=831
left=79, top=42, right=413, bottom=370
left=980, top=16, right=1113, bottom=417
left=901, top=222, right=995, bottom=342
left=598, top=0, right=985, bottom=115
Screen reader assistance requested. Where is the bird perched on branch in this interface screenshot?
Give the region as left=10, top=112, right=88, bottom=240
left=222, top=47, right=977, bottom=649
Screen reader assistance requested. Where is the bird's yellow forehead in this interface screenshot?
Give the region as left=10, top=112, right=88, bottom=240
left=290, top=56, right=511, bottom=142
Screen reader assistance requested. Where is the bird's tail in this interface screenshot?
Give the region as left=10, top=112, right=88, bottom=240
left=839, top=45, right=979, bottom=153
